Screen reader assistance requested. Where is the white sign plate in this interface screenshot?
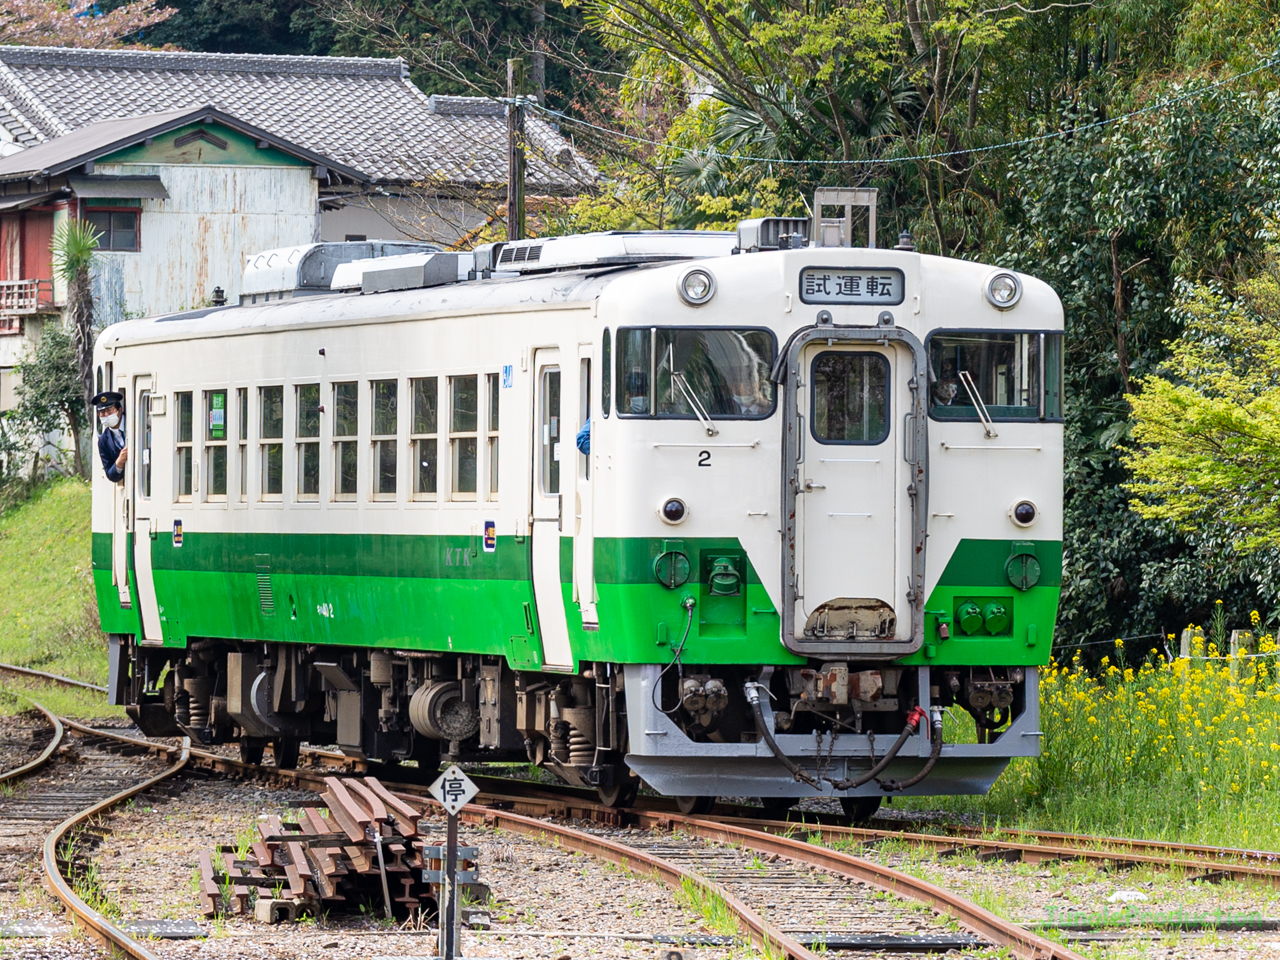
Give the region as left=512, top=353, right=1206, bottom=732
left=799, top=267, right=905, bottom=305
left=428, top=764, right=479, bottom=816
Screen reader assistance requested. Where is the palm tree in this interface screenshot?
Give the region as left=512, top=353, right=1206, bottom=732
left=51, top=217, right=100, bottom=478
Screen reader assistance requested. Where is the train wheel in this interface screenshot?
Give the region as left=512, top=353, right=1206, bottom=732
left=239, top=736, right=267, bottom=765
left=597, top=775, right=640, bottom=808
left=840, top=796, right=883, bottom=823
left=675, top=795, right=716, bottom=816
left=757, top=797, right=795, bottom=821
left=272, top=736, right=301, bottom=769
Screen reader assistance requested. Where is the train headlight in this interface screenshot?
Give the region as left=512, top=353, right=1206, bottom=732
left=660, top=497, right=688, bottom=524
left=678, top=268, right=716, bottom=306
left=1010, top=499, right=1038, bottom=527
left=984, top=271, right=1022, bottom=309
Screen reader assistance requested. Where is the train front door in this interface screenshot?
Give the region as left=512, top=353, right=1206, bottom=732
left=131, top=378, right=163, bottom=644
left=794, top=342, right=910, bottom=645
left=531, top=349, right=574, bottom=670
left=111, top=392, right=131, bottom=607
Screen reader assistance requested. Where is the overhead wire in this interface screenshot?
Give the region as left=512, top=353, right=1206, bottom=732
left=508, top=54, right=1280, bottom=166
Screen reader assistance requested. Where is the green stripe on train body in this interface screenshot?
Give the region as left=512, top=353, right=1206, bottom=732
left=91, top=532, right=1058, bottom=669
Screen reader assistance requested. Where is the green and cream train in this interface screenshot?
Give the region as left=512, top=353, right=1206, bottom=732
left=93, top=191, right=1063, bottom=817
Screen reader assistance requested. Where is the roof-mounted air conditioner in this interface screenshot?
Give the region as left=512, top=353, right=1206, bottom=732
left=330, top=252, right=474, bottom=294
left=241, top=240, right=441, bottom=304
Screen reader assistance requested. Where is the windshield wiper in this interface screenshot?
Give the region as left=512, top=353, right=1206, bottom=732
left=666, top=344, right=719, bottom=437
left=958, top=370, right=999, bottom=438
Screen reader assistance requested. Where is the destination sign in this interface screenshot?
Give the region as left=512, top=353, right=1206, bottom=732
left=800, top=267, right=905, bottom=305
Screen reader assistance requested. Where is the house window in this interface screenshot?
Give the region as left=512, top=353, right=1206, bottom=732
left=205, top=389, right=227, bottom=499
left=84, top=209, right=139, bottom=252
left=333, top=382, right=358, bottom=500
left=345, top=234, right=367, bottom=241
left=237, top=387, right=248, bottom=500
left=410, top=377, right=438, bottom=499
left=450, top=375, right=478, bottom=498
left=371, top=379, right=397, bottom=499
left=259, top=385, right=283, bottom=499
left=486, top=372, right=499, bottom=497
left=175, top=391, right=193, bottom=499
left=296, top=383, right=320, bottom=499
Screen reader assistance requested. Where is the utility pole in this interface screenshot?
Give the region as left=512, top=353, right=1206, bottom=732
left=532, top=0, right=546, bottom=103
left=506, top=57, right=526, bottom=242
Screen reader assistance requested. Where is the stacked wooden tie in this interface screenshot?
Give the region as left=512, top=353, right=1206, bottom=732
left=198, top=775, right=479, bottom=921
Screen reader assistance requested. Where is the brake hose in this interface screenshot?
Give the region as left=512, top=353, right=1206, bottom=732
left=879, top=707, right=944, bottom=792
left=651, top=597, right=696, bottom=717
left=745, top=682, right=820, bottom=788
left=826, top=705, right=927, bottom=790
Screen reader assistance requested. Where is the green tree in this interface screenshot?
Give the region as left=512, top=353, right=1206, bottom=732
left=14, top=323, right=89, bottom=480
left=52, top=217, right=101, bottom=460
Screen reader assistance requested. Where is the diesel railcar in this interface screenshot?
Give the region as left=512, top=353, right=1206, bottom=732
left=92, top=190, right=1063, bottom=817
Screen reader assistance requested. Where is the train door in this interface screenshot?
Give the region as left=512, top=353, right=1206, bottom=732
left=131, top=379, right=163, bottom=644
left=794, top=342, right=908, bottom=643
left=573, top=348, right=597, bottom=627
left=531, top=349, right=574, bottom=669
left=112, top=387, right=131, bottom=606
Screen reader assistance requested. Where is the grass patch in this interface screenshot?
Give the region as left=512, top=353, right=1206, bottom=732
left=674, top=876, right=738, bottom=936
left=903, top=642, right=1280, bottom=850
left=0, top=477, right=119, bottom=718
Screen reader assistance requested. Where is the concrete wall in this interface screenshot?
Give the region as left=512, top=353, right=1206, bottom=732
left=91, top=163, right=318, bottom=324
left=320, top=193, right=489, bottom=246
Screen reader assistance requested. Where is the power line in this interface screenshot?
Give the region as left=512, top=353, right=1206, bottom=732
left=518, top=54, right=1280, bottom=166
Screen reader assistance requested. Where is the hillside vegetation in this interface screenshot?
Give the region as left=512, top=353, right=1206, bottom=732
left=0, top=478, right=118, bottom=717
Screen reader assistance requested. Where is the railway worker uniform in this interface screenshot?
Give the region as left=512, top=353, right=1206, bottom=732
left=576, top=418, right=590, bottom=455
left=92, top=391, right=127, bottom=483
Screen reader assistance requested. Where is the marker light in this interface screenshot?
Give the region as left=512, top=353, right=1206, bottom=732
left=984, top=271, right=1022, bottom=309
left=678, top=268, right=716, bottom=306
left=1011, top=500, right=1038, bottom=527
left=661, top=498, right=688, bottom=524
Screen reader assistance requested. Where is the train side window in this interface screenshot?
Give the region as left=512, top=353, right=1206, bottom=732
left=601, top=329, right=611, bottom=419
left=138, top=391, right=152, bottom=500
left=296, top=383, right=320, bottom=500
left=204, top=389, right=227, bottom=501
left=541, top=368, right=561, bottom=495
left=259, top=385, right=284, bottom=500
left=333, top=382, right=358, bottom=501
left=450, top=375, right=478, bottom=499
left=410, top=377, right=438, bottom=500
left=811, top=353, right=890, bottom=444
left=486, top=372, right=499, bottom=498
left=236, top=387, right=248, bottom=501
left=371, top=379, right=398, bottom=500
left=175, top=391, right=193, bottom=499
left=616, top=327, right=776, bottom=418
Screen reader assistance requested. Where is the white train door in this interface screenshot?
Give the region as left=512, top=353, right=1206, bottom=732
left=112, top=406, right=131, bottom=606
left=131, top=379, right=164, bottom=644
left=532, top=350, right=574, bottom=669
left=574, top=347, right=598, bottom=627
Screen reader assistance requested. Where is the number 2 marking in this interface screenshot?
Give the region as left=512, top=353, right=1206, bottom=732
left=698, top=450, right=711, bottom=467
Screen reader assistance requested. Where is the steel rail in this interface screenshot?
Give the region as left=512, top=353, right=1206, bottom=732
left=733, top=816, right=1280, bottom=886
left=451, top=803, right=821, bottom=960
left=42, top=730, right=189, bottom=960
left=0, top=661, right=108, bottom=693
left=0, top=697, right=63, bottom=786
left=942, top=823, right=1280, bottom=865
left=645, top=812, right=1089, bottom=960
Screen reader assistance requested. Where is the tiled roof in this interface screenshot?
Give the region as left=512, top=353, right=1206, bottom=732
left=0, top=46, right=596, bottom=191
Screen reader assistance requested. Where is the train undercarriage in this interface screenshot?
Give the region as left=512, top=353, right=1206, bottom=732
left=108, top=635, right=1034, bottom=817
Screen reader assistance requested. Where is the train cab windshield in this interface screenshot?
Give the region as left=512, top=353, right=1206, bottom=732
left=616, top=327, right=776, bottom=419
left=928, top=330, right=1063, bottom=421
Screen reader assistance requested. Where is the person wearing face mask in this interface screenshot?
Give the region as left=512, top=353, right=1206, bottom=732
left=932, top=362, right=960, bottom=407
left=91, top=391, right=128, bottom=482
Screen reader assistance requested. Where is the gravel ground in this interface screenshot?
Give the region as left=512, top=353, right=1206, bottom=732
left=89, top=776, right=746, bottom=960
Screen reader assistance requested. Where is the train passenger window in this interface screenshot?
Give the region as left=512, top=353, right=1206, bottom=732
left=486, top=372, right=499, bottom=498
left=259, top=386, right=283, bottom=499
left=204, top=390, right=227, bottom=500
left=333, top=382, right=358, bottom=500
left=410, top=377, right=438, bottom=500
left=541, top=369, right=561, bottom=495
left=139, top=392, right=152, bottom=500
left=236, top=388, right=248, bottom=501
left=175, top=392, right=193, bottom=499
left=296, top=383, right=320, bottom=500
left=601, top=329, right=611, bottom=419
left=811, top=353, right=889, bottom=444
left=371, top=380, right=398, bottom=500
left=450, top=375, right=478, bottom=498
left=928, top=331, right=1063, bottom=421
left=616, top=327, right=776, bottom=419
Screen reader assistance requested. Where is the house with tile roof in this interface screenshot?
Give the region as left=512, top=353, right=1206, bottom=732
left=0, top=46, right=594, bottom=414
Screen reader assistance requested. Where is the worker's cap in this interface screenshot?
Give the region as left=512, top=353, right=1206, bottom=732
left=91, top=391, right=124, bottom=410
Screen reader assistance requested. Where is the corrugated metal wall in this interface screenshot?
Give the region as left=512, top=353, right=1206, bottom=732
left=91, top=163, right=317, bottom=325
